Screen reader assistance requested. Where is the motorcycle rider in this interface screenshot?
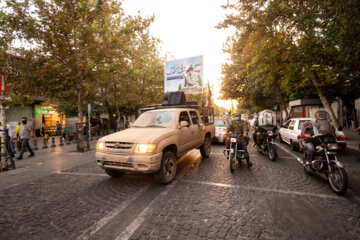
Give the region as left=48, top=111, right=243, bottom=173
left=301, top=112, right=326, bottom=170
left=227, top=113, right=253, bottom=167
left=301, top=121, right=315, bottom=170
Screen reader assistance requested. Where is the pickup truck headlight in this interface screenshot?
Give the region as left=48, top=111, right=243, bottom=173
left=135, top=144, right=156, bottom=153
left=96, top=141, right=104, bottom=150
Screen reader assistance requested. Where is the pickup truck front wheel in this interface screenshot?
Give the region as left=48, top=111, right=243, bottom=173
left=200, top=136, right=211, bottom=158
left=105, top=169, right=124, bottom=178
left=154, top=151, right=177, bottom=184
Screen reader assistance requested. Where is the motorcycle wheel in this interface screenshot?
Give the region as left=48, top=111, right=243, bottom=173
left=268, top=143, right=277, bottom=161
left=230, top=153, right=235, bottom=173
left=328, top=166, right=348, bottom=195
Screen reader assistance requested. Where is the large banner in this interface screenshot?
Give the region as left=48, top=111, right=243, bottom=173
left=164, top=55, right=203, bottom=94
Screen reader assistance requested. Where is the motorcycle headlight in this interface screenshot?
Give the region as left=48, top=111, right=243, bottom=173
left=267, top=130, right=274, bottom=136
left=135, top=144, right=156, bottom=153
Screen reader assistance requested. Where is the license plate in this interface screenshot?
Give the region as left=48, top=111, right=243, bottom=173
left=106, top=155, right=128, bottom=163
left=231, top=138, right=237, bottom=142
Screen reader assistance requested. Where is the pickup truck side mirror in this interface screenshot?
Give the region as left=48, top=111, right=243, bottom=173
left=180, top=121, right=189, bottom=128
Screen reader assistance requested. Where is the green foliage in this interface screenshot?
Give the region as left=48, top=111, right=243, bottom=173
left=2, top=0, right=164, bottom=121
left=218, top=0, right=360, bottom=113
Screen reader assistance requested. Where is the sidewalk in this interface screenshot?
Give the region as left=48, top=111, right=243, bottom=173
left=0, top=138, right=97, bottom=190
left=11, top=135, right=98, bottom=154
left=343, top=128, right=360, bottom=151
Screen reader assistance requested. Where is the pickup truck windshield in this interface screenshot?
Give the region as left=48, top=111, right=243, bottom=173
left=133, top=111, right=175, bottom=128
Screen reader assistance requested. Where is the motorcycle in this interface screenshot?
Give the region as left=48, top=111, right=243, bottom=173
left=223, top=133, right=248, bottom=173
left=255, top=125, right=278, bottom=161
left=255, top=110, right=278, bottom=161
left=301, top=110, right=348, bottom=195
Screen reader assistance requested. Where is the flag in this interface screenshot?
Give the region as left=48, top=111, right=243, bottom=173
left=231, top=101, right=234, bottom=119
left=205, top=81, right=212, bottom=110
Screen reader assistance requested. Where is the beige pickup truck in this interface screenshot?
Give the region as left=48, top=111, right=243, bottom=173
left=96, top=107, right=214, bottom=184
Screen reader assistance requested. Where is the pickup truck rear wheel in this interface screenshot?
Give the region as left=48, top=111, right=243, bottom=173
left=105, top=169, right=124, bottom=178
left=200, top=136, right=211, bottom=158
left=154, top=150, right=177, bottom=184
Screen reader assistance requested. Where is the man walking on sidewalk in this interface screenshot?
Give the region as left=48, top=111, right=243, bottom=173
left=16, top=117, right=37, bottom=160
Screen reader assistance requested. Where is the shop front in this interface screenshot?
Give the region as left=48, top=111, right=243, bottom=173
left=35, top=105, right=65, bottom=136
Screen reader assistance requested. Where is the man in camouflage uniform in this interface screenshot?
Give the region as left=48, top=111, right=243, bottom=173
left=227, top=113, right=253, bottom=167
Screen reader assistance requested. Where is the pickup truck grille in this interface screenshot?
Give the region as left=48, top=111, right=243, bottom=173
left=103, top=161, right=133, bottom=168
left=105, top=141, right=133, bottom=149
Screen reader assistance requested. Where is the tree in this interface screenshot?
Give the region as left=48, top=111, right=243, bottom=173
left=5, top=0, right=165, bottom=147
left=218, top=0, right=360, bottom=128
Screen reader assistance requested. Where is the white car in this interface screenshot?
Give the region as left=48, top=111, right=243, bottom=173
left=214, top=117, right=230, bottom=143
left=279, top=118, right=311, bottom=150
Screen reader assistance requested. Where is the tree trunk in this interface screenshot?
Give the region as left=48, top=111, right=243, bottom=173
left=103, top=100, right=116, bottom=133
left=309, top=70, right=340, bottom=129
left=282, top=101, right=289, bottom=117
left=0, top=73, right=7, bottom=170
left=77, top=86, right=84, bottom=152
left=278, top=104, right=283, bottom=126
left=337, top=98, right=343, bottom=128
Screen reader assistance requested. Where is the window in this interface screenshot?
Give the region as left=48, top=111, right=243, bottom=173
left=298, top=120, right=309, bottom=130
left=179, top=111, right=191, bottom=125
left=189, top=111, right=199, bottom=124
left=289, top=120, right=296, bottom=130
left=284, top=120, right=291, bottom=128
left=133, top=111, right=175, bottom=128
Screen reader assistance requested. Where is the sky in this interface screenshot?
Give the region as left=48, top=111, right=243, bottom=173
left=122, top=0, right=235, bottom=110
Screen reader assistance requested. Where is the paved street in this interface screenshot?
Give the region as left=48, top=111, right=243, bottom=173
left=0, top=139, right=360, bottom=240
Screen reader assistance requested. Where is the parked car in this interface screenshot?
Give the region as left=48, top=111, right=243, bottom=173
left=214, top=117, right=231, bottom=143
left=279, top=118, right=347, bottom=152
left=279, top=118, right=311, bottom=151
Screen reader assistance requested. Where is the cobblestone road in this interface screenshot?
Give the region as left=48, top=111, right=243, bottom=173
left=0, top=141, right=359, bottom=240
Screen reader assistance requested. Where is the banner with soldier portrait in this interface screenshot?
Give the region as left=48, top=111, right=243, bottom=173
left=164, top=56, right=203, bottom=94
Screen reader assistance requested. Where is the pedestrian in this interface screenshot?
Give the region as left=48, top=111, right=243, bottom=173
left=44, top=132, right=49, bottom=144
left=56, top=121, right=62, bottom=136
left=16, top=117, right=37, bottom=160
left=16, top=122, right=21, bottom=152
left=64, top=127, right=69, bottom=137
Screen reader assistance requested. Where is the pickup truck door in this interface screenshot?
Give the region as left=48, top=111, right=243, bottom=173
left=178, top=111, right=193, bottom=153
left=189, top=110, right=204, bottom=146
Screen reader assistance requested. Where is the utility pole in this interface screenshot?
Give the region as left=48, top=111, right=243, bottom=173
left=0, top=72, right=8, bottom=170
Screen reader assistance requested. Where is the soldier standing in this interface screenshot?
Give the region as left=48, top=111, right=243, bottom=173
left=227, top=113, right=253, bottom=167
